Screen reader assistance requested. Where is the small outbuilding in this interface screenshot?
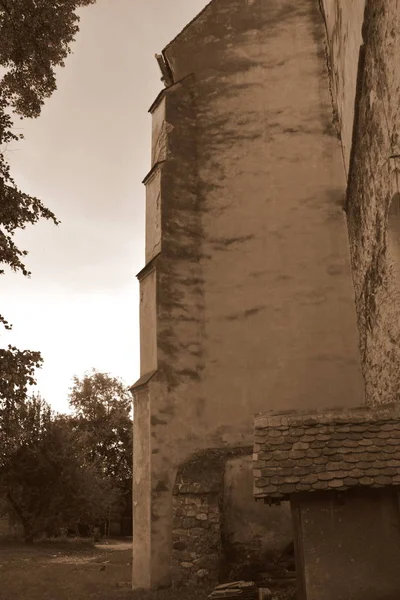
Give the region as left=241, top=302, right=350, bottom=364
left=253, top=405, right=400, bottom=600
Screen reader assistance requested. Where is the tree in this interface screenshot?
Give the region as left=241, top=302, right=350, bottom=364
left=69, top=370, right=133, bottom=533
left=0, top=391, right=49, bottom=471
left=0, top=394, right=118, bottom=542
left=0, top=0, right=96, bottom=421
left=69, top=370, right=133, bottom=482
left=0, top=347, right=43, bottom=459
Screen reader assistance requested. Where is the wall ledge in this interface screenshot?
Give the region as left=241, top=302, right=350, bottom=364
left=129, top=370, right=158, bottom=394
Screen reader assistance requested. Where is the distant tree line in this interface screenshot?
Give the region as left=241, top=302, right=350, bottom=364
left=0, top=2, right=135, bottom=543
left=0, top=1, right=136, bottom=543
left=0, top=370, right=133, bottom=543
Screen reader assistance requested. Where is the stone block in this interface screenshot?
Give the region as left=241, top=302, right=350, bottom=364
left=183, top=518, right=197, bottom=528
left=196, top=568, right=209, bottom=578
left=194, top=554, right=219, bottom=570
left=209, top=513, right=220, bottom=523
left=172, top=528, right=188, bottom=536
left=173, top=541, right=187, bottom=551
left=189, top=527, right=206, bottom=537
left=171, top=566, right=185, bottom=585
left=196, top=513, right=208, bottom=521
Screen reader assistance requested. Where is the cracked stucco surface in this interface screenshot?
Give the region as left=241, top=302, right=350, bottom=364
left=345, top=0, right=400, bottom=406
left=321, top=0, right=366, bottom=173
left=133, top=0, right=370, bottom=589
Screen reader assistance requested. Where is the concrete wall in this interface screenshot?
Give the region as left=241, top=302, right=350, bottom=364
left=133, top=0, right=365, bottom=588
left=296, top=489, right=400, bottom=600
left=344, top=1, right=400, bottom=405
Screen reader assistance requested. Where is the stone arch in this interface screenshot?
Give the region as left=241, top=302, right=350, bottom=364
left=171, top=446, right=292, bottom=588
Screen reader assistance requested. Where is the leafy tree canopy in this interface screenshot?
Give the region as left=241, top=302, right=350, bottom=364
left=68, top=370, right=133, bottom=488
left=0, top=394, right=117, bottom=542
left=0, top=0, right=96, bottom=414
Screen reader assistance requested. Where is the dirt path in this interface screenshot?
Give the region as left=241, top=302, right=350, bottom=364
left=1, top=539, right=210, bottom=600
left=96, top=540, right=133, bottom=552
left=1, top=539, right=132, bottom=600
left=45, top=539, right=133, bottom=565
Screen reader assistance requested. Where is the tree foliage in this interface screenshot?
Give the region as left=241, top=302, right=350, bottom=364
left=0, top=5, right=133, bottom=542
left=0, top=0, right=96, bottom=416
left=69, top=370, right=133, bottom=496
left=0, top=394, right=118, bottom=542
left=0, top=345, right=42, bottom=402
left=1, top=391, right=48, bottom=471
left=1, top=370, right=133, bottom=541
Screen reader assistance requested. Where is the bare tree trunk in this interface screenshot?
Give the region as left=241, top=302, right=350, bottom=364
left=24, top=529, right=34, bottom=544
left=6, top=492, right=34, bottom=543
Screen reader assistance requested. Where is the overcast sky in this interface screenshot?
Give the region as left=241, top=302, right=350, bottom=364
left=0, top=0, right=208, bottom=413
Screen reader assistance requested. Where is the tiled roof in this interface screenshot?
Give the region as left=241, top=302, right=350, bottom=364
left=254, top=405, right=400, bottom=500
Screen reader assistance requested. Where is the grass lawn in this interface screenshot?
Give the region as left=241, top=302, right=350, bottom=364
left=0, top=538, right=211, bottom=600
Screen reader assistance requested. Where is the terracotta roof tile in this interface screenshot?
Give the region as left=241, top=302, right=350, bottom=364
left=254, top=405, right=400, bottom=500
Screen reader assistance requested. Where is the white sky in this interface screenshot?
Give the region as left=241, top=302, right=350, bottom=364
left=0, top=0, right=208, bottom=413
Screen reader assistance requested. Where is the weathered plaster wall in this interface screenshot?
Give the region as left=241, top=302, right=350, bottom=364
left=387, top=194, right=400, bottom=303
left=321, top=1, right=400, bottom=406
left=151, top=96, right=167, bottom=166
left=320, top=0, right=366, bottom=173
left=135, top=76, right=206, bottom=588
left=132, top=386, right=151, bottom=589
left=296, top=489, right=400, bottom=600
left=139, top=267, right=157, bottom=375
left=134, top=0, right=366, bottom=589
left=145, top=170, right=162, bottom=263
left=224, top=455, right=292, bottom=578
left=162, top=0, right=363, bottom=433
left=345, top=1, right=400, bottom=405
